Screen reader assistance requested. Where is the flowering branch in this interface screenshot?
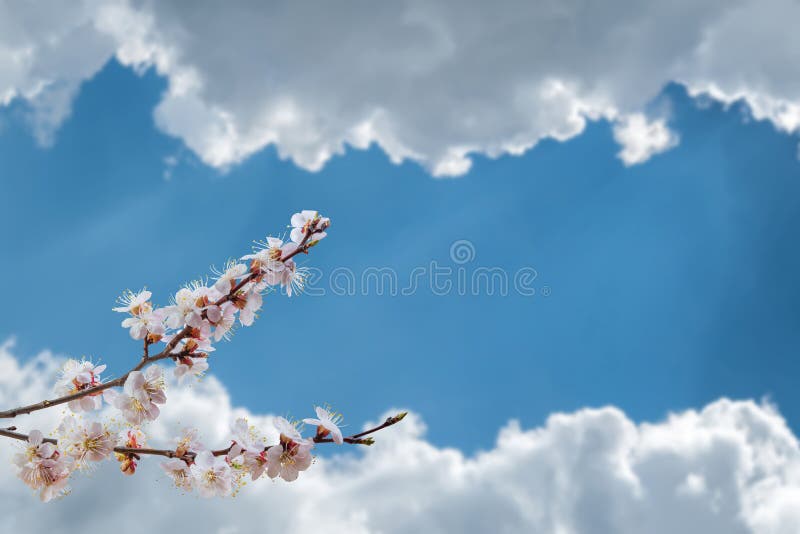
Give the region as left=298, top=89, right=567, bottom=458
left=0, top=348, right=178, bottom=419
left=0, top=210, right=404, bottom=501
left=1, top=412, right=407, bottom=460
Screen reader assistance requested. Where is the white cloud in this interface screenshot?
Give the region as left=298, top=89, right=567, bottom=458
left=0, top=1, right=114, bottom=144
left=2, top=340, right=800, bottom=533
left=613, top=114, right=680, bottom=166
left=1, top=1, right=800, bottom=174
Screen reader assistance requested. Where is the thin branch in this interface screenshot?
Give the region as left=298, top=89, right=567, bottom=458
left=1, top=428, right=58, bottom=445
left=316, top=412, right=408, bottom=443
left=0, top=413, right=407, bottom=464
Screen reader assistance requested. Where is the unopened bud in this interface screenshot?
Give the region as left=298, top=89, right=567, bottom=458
left=388, top=412, right=408, bottom=425
left=119, top=457, right=137, bottom=476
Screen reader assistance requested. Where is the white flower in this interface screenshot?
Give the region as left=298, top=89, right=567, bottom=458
left=265, top=439, right=313, bottom=482
left=121, top=308, right=165, bottom=340
left=290, top=210, right=329, bottom=244
left=163, top=282, right=210, bottom=329
left=161, top=458, right=194, bottom=490
left=212, top=261, right=248, bottom=294
left=273, top=416, right=303, bottom=442
left=303, top=406, right=344, bottom=444
left=174, top=356, right=209, bottom=382
left=227, top=418, right=258, bottom=460
left=237, top=289, right=262, bottom=327
left=241, top=236, right=286, bottom=269
left=191, top=451, right=232, bottom=497
left=13, top=430, right=72, bottom=502
left=54, top=359, right=106, bottom=412
left=276, top=258, right=308, bottom=297
left=112, top=289, right=152, bottom=315
left=174, top=428, right=204, bottom=457
left=109, top=365, right=166, bottom=424
left=58, top=418, right=115, bottom=464
left=229, top=418, right=256, bottom=452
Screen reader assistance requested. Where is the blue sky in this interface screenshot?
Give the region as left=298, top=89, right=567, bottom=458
left=7, top=4, right=800, bottom=531
left=2, top=59, right=799, bottom=455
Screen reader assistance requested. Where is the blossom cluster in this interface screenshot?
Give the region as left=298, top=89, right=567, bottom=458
left=161, top=408, right=344, bottom=497
left=4, top=211, right=366, bottom=502
left=111, top=209, right=330, bottom=385
left=16, top=406, right=345, bottom=501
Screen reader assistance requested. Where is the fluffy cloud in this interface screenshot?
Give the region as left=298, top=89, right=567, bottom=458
left=0, top=1, right=113, bottom=144
left=1, top=1, right=800, bottom=175
left=2, top=339, right=800, bottom=533
left=613, top=114, right=680, bottom=166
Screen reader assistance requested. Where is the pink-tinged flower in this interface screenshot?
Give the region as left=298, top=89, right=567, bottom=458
left=304, top=406, right=344, bottom=444
left=191, top=451, right=232, bottom=497
left=241, top=449, right=268, bottom=481
left=13, top=430, right=57, bottom=467
left=212, top=260, right=248, bottom=294
left=211, top=302, right=237, bottom=340
left=290, top=210, right=329, bottom=244
left=121, top=308, right=165, bottom=340
left=109, top=365, right=166, bottom=424
left=161, top=458, right=194, bottom=490
left=58, top=418, right=115, bottom=465
left=38, top=473, right=71, bottom=502
left=54, top=359, right=106, bottom=412
left=141, top=365, right=167, bottom=403
left=265, top=438, right=314, bottom=482
left=225, top=418, right=268, bottom=481
left=112, top=289, right=152, bottom=315
left=13, top=430, right=72, bottom=502
left=174, top=355, right=209, bottom=382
